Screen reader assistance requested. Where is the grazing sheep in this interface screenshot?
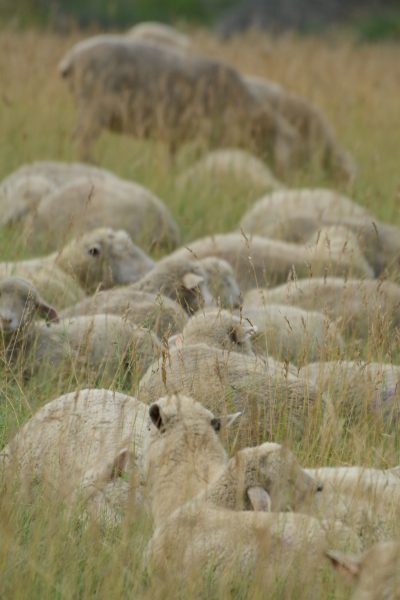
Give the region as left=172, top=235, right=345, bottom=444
left=0, top=277, right=161, bottom=380
left=171, top=231, right=372, bottom=292
left=132, top=255, right=212, bottom=314
left=0, top=228, right=154, bottom=309
left=138, top=343, right=320, bottom=444
left=244, top=75, right=356, bottom=181
left=60, top=289, right=188, bottom=339
left=176, top=148, right=283, bottom=195
left=327, top=541, right=400, bottom=600
left=144, top=396, right=327, bottom=585
left=299, top=361, right=400, bottom=423
left=171, top=309, right=257, bottom=354
left=242, top=305, right=344, bottom=365
left=126, top=22, right=190, bottom=51
left=0, top=388, right=149, bottom=506
left=244, top=278, right=400, bottom=339
left=59, top=38, right=297, bottom=172
left=23, top=175, right=180, bottom=252
left=199, top=256, right=242, bottom=308
left=304, top=466, right=400, bottom=546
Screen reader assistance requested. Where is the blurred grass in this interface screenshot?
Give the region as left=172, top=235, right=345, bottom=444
left=0, top=28, right=399, bottom=599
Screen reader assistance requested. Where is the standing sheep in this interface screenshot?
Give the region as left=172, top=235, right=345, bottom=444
left=0, top=228, right=155, bottom=309
left=171, top=231, right=372, bottom=292
left=23, top=175, right=180, bottom=252
left=244, top=278, right=400, bottom=339
left=0, top=277, right=161, bottom=381
left=58, top=38, right=297, bottom=172
left=244, top=75, right=356, bottom=181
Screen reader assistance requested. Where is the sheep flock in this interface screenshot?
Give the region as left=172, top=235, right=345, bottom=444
left=1, top=21, right=400, bottom=600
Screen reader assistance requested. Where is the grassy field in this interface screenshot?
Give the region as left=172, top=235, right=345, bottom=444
left=0, top=28, right=399, bottom=599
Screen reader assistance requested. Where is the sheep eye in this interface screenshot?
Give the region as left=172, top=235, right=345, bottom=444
left=211, top=418, right=221, bottom=432
left=88, top=246, right=100, bottom=257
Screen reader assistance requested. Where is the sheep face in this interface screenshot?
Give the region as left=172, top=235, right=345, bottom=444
left=181, top=310, right=256, bottom=354
left=0, top=277, right=58, bottom=337
left=200, top=257, right=241, bottom=309
left=236, top=443, right=323, bottom=512
left=58, top=228, right=154, bottom=293
left=177, top=267, right=213, bottom=315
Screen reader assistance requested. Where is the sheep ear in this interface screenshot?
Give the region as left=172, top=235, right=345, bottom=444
left=325, top=550, right=361, bottom=580
left=247, top=486, right=271, bottom=511
left=182, top=272, right=204, bottom=290
left=218, top=411, right=242, bottom=429
left=110, top=448, right=129, bottom=479
left=36, top=299, right=59, bottom=323
left=149, top=403, right=163, bottom=429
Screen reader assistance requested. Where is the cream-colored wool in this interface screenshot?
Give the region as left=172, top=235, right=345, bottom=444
left=199, top=256, right=242, bottom=308
left=126, top=22, right=190, bottom=51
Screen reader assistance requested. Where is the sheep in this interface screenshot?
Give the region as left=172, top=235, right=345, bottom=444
left=126, top=22, right=190, bottom=51
left=58, top=37, right=297, bottom=172
left=138, top=342, right=321, bottom=445
left=131, top=255, right=212, bottom=315
left=327, top=541, right=400, bottom=600
left=304, top=467, right=400, bottom=545
left=299, top=361, right=400, bottom=423
left=144, top=395, right=328, bottom=587
left=170, top=231, right=372, bottom=292
left=239, top=189, right=400, bottom=275
left=0, top=228, right=154, bottom=309
left=23, top=175, right=180, bottom=252
left=0, top=388, right=149, bottom=507
left=176, top=148, right=283, bottom=196
left=244, top=75, right=356, bottom=181
left=60, top=289, right=188, bottom=339
left=0, top=277, right=161, bottom=380
left=242, top=305, right=344, bottom=365
left=199, top=256, right=242, bottom=308
left=244, top=277, right=400, bottom=339
left=170, top=309, right=257, bottom=354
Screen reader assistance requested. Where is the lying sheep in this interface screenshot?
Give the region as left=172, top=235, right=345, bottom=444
left=138, top=342, right=320, bottom=444
left=327, top=541, right=400, bottom=600
left=299, top=361, right=400, bottom=423
left=0, top=277, right=161, bottom=380
left=171, top=231, right=372, bottom=292
left=0, top=160, right=115, bottom=225
left=132, top=255, right=212, bottom=314
left=0, top=388, right=149, bottom=507
left=244, top=278, right=400, bottom=339
left=144, top=395, right=327, bottom=587
left=126, top=22, right=190, bottom=51
left=176, top=148, right=283, bottom=196
left=60, top=289, right=188, bottom=339
left=170, top=309, right=256, bottom=354
left=199, top=256, right=242, bottom=308
left=239, top=188, right=400, bottom=275
left=23, top=175, right=180, bottom=252
left=242, top=305, right=344, bottom=365
left=305, top=467, right=400, bottom=545
left=59, top=38, right=297, bottom=172
left=244, top=75, right=356, bottom=181
left=0, top=228, right=154, bottom=309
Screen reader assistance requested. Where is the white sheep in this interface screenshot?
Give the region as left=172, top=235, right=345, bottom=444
left=58, top=37, right=297, bottom=172
left=60, top=288, right=188, bottom=340
left=170, top=309, right=256, bottom=355
left=176, top=148, right=283, bottom=196
left=0, top=277, right=161, bottom=380
left=0, top=388, right=149, bottom=509
left=244, top=75, right=356, bottom=181
left=170, top=231, right=372, bottom=292
left=0, top=227, right=155, bottom=309
left=144, top=395, right=328, bottom=586
left=244, top=277, right=400, bottom=339
left=126, top=22, right=190, bottom=51
left=23, top=175, right=180, bottom=252
left=327, top=541, right=400, bottom=600
left=138, top=342, right=320, bottom=445
left=242, top=304, right=344, bottom=365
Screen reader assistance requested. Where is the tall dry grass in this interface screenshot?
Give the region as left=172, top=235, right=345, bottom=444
left=0, top=28, right=399, bottom=599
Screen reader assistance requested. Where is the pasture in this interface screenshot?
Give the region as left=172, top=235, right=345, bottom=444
left=0, top=27, right=399, bottom=599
